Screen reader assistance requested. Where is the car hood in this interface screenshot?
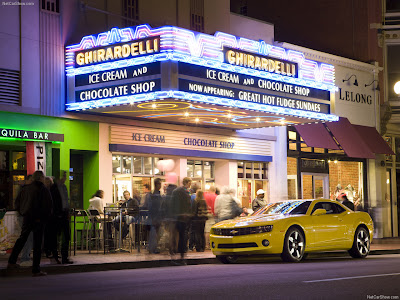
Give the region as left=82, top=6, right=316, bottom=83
left=214, top=214, right=291, bottom=227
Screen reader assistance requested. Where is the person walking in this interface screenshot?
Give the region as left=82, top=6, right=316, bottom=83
left=147, top=178, right=164, bottom=254
left=192, top=190, right=208, bottom=252
left=188, top=182, right=200, bottom=251
left=8, top=170, right=53, bottom=276
left=18, top=175, right=34, bottom=267
left=50, top=171, right=73, bottom=264
left=214, top=187, right=242, bottom=223
left=252, top=189, right=267, bottom=212
left=170, top=177, right=193, bottom=264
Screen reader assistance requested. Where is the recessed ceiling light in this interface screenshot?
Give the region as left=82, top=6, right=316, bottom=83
left=184, top=112, right=189, bottom=117
left=195, top=118, right=200, bottom=122
left=152, top=104, right=157, bottom=108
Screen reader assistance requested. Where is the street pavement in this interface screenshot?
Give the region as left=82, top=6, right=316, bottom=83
left=1, top=254, right=400, bottom=299
left=1, top=238, right=400, bottom=277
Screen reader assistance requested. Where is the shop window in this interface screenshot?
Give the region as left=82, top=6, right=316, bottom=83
left=144, top=157, right=152, bottom=175
left=187, top=160, right=215, bottom=190
left=112, top=155, right=121, bottom=173
left=237, top=161, right=269, bottom=208
left=12, top=152, right=26, bottom=170
left=328, top=160, right=363, bottom=204
left=122, top=156, right=132, bottom=174
left=132, top=157, right=142, bottom=174
left=238, top=162, right=244, bottom=178
left=203, top=161, right=213, bottom=179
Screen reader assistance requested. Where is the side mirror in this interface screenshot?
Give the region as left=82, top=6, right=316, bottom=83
left=312, top=208, right=327, bottom=216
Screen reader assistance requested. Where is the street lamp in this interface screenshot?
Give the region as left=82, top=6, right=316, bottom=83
left=394, top=81, right=400, bottom=95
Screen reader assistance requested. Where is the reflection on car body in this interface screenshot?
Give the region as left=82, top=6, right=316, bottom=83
left=210, top=199, right=373, bottom=264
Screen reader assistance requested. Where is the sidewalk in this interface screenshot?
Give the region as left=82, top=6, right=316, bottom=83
left=1, top=238, right=400, bottom=277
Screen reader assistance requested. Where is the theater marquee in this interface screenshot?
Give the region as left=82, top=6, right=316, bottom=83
left=65, top=24, right=338, bottom=129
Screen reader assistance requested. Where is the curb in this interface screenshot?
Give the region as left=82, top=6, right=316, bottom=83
left=1, top=249, right=400, bottom=278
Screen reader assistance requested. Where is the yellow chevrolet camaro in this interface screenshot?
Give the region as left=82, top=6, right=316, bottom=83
left=210, top=199, right=373, bottom=263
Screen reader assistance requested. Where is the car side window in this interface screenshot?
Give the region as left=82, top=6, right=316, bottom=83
left=333, top=203, right=345, bottom=214
left=311, top=202, right=336, bottom=214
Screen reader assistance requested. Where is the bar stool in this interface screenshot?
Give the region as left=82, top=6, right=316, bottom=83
left=71, top=209, right=89, bottom=254
left=87, top=209, right=103, bottom=253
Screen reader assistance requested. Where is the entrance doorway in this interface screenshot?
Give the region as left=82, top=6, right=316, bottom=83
left=301, top=173, right=329, bottom=199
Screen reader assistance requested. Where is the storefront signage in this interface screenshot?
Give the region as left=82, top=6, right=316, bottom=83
left=66, top=24, right=337, bottom=122
left=75, top=62, right=160, bottom=87
left=224, top=47, right=297, bottom=77
left=0, top=128, right=64, bottom=142
left=74, top=36, right=160, bottom=67
left=34, top=142, right=46, bottom=173
left=179, top=79, right=329, bottom=113
left=300, top=159, right=328, bottom=173
left=111, top=126, right=258, bottom=156
left=338, top=88, right=372, bottom=105
left=133, top=132, right=165, bottom=143
left=178, top=62, right=330, bottom=100
left=184, top=138, right=234, bottom=149
left=75, top=79, right=161, bottom=102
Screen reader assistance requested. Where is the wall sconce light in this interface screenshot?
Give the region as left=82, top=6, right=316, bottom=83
left=343, top=74, right=358, bottom=86
left=365, top=79, right=380, bottom=91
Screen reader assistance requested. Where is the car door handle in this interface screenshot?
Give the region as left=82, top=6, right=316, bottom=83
left=338, top=218, right=343, bottom=222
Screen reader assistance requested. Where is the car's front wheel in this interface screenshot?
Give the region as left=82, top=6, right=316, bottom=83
left=216, top=255, right=238, bottom=264
left=348, top=226, right=370, bottom=258
left=281, top=227, right=305, bottom=262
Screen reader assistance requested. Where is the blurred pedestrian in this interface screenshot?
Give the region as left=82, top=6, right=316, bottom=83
left=147, top=178, right=164, bottom=254
left=215, top=187, right=242, bottom=223
left=18, top=175, right=34, bottom=267
left=252, top=189, right=267, bottom=212
left=8, top=170, right=53, bottom=276
left=188, top=182, right=200, bottom=251
left=50, top=171, right=73, bottom=264
left=170, top=177, right=193, bottom=264
left=192, top=190, right=208, bottom=252
left=204, top=186, right=217, bottom=249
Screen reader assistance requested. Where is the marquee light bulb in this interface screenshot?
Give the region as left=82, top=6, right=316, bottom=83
left=152, top=103, right=157, bottom=108
left=256, top=117, right=260, bottom=122
left=184, top=112, right=189, bottom=117
left=195, top=118, right=200, bottom=122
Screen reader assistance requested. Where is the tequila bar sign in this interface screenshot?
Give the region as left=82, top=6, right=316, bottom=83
left=0, top=128, right=64, bottom=142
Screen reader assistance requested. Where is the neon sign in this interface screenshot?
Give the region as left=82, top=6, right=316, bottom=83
left=66, top=24, right=335, bottom=89
left=65, top=24, right=338, bottom=123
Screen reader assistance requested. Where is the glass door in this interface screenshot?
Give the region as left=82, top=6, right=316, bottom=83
left=301, top=173, right=329, bottom=199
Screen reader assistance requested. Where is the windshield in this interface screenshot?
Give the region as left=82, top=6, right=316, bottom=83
left=252, top=201, right=311, bottom=216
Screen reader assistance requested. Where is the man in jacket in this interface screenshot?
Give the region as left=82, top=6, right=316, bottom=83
left=171, top=177, right=192, bottom=264
left=8, top=170, right=53, bottom=276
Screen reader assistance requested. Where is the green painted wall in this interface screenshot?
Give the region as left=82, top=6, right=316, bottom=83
left=0, top=111, right=99, bottom=209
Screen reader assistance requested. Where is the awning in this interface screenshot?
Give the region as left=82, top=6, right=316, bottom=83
left=353, top=124, right=395, bottom=155
left=294, top=117, right=394, bottom=159
left=294, top=123, right=339, bottom=150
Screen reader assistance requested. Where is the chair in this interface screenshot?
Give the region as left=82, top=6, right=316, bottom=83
left=86, top=209, right=103, bottom=253
left=71, top=209, right=89, bottom=255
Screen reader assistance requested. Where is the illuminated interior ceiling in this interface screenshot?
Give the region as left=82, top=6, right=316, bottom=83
left=83, top=98, right=324, bottom=129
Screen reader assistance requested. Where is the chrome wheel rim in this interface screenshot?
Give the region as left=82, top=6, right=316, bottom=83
left=288, top=230, right=304, bottom=259
left=356, top=229, right=370, bottom=255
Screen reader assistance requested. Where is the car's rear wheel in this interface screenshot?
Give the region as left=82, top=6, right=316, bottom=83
left=281, top=227, right=305, bottom=262
left=216, top=255, right=238, bottom=264
left=348, top=226, right=370, bottom=258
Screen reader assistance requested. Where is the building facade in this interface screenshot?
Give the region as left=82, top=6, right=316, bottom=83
left=0, top=0, right=393, bottom=248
